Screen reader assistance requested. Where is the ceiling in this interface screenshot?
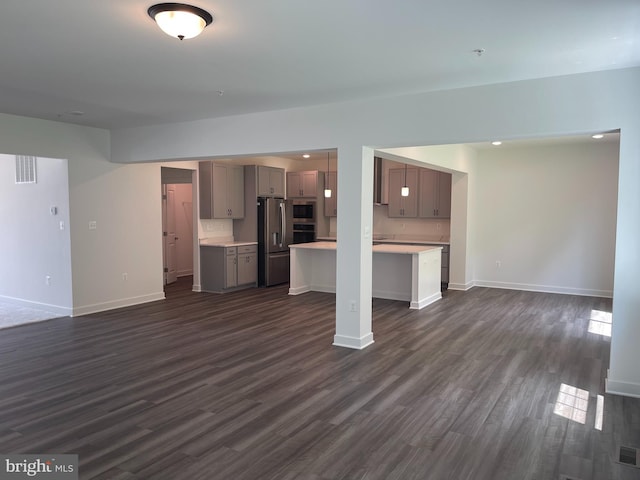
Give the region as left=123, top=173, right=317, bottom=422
left=1, top=0, right=638, bottom=130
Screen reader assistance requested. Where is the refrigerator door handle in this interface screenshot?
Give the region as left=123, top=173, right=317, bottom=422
left=279, top=202, right=286, bottom=248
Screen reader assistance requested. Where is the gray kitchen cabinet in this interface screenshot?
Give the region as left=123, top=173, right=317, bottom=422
left=257, top=166, right=285, bottom=197
left=200, top=244, right=257, bottom=293
left=324, top=171, right=338, bottom=217
left=199, top=162, right=245, bottom=219
left=287, top=171, right=318, bottom=198
left=225, top=248, right=238, bottom=288
left=388, top=167, right=418, bottom=217
left=237, top=245, right=258, bottom=285
left=419, top=169, right=452, bottom=218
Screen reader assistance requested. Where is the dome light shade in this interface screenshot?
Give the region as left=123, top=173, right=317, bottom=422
left=148, top=3, right=213, bottom=40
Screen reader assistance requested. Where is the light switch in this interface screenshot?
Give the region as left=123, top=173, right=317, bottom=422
left=59, top=221, right=65, bottom=230
left=364, top=226, right=370, bottom=239
left=89, top=221, right=97, bottom=230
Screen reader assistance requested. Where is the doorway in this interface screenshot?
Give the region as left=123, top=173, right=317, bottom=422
left=161, top=167, right=195, bottom=289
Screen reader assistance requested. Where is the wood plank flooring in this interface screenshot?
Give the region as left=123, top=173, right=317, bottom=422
left=0, top=278, right=639, bottom=479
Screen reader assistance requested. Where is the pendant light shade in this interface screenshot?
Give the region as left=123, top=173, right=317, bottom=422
left=148, top=3, right=213, bottom=40
left=324, top=152, right=332, bottom=198
left=401, top=163, right=409, bottom=197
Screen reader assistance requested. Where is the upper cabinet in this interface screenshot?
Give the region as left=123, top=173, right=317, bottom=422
left=418, top=169, right=451, bottom=218
left=387, top=167, right=419, bottom=217
left=199, top=162, right=245, bottom=219
left=257, top=166, right=285, bottom=197
left=324, top=171, right=338, bottom=217
left=287, top=171, right=319, bottom=198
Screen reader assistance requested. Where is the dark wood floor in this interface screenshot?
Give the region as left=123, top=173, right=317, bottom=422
left=1, top=278, right=638, bottom=479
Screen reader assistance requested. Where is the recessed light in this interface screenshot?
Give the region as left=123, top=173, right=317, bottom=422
left=302, top=154, right=310, bottom=158
left=491, top=141, right=502, bottom=146
left=592, top=134, right=604, bottom=139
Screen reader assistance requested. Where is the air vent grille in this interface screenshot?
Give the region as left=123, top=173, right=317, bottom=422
left=15, top=155, right=37, bottom=184
left=618, top=445, right=639, bottom=467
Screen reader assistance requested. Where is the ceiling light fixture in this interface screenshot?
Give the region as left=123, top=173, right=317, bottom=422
left=401, top=163, right=409, bottom=197
left=324, top=152, right=332, bottom=198
left=302, top=154, right=310, bottom=159
left=592, top=134, right=604, bottom=139
left=491, top=141, right=502, bottom=146
left=148, top=3, right=213, bottom=40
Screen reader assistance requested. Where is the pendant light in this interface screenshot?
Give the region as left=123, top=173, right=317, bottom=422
left=401, top=163, right=409, bottom=197
left=324, top=152, right=332, bottom=198
left=148, top=3, right=213, bottom=40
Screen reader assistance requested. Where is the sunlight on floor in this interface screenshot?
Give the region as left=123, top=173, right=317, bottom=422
left=588, top=309, right=612, bottom=337
left=554, top=383, right=589, bottom=424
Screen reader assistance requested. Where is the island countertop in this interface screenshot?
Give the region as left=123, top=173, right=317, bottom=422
left=290, top=241, right=441, bottom=255
left=289, top=241, right=442, bottom=310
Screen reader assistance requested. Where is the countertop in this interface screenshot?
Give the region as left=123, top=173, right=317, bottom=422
left=316, top=235, right=450, bottom=245
left=199, top=239, right=258, bottom=247
left=290, top=241, right=441, bottom=255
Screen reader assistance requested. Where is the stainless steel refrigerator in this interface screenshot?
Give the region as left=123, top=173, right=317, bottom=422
left=257, top=197, right=292, bottom=286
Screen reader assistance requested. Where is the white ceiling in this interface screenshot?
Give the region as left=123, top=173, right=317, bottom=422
left=1, top=0, right=639, bottom=130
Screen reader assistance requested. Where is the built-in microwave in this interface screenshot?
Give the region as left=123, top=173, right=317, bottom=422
left=291, top=200, right=315, bottom=222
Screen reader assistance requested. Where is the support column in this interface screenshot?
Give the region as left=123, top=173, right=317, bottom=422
left=607, top=129, right=640, bottom=398
left=333, top=145, right=374, bottom=349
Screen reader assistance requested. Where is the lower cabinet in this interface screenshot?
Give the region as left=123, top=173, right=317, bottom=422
left=237, top=245, right=258, bottom=286
left=201, top=244, right=257, bottom=293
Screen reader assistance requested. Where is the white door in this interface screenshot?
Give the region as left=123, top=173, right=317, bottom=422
left=163, top=185, right=178, bottom=285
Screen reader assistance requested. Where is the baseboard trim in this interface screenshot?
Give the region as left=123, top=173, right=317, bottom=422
left=473, top=280, right=612, bottom=298
left=606, top=377, right=640, bottom=399
left=192, top=284, right=202, bottom=292
left=448, top=281, right=474, bottom=291
left=72, top=292, right=166, bottom=317
left=0, top=295, right=72, bottom=317
left=289, top=285, right=311, bottom=295
left=410, top=291, right=442, bottom=309
left=333, top=333, right=374, bottom=350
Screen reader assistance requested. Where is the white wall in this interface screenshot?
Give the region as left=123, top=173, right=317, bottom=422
left=0, top=154, right=72, bottom=314
left=109, top=67, right=640, bottom=397
left=0, top=113, right=165, bottom=316
left=473, top=141, right=619, bottom=296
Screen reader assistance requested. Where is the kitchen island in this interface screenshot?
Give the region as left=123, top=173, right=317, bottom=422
left=289, top=241, right=442, bottom=309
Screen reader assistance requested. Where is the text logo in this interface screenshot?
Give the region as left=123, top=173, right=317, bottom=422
left=0, top=455, right=77, bottom=480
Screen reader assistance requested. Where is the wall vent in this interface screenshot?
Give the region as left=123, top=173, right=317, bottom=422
left=15, top=155, right=37, bottom=184
left=618, top=445, right=639, bottom=468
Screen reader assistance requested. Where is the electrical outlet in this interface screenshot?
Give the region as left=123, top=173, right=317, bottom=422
left=349, top=300, right=357, bottom=312
left=496, top=260, right=502, bottom=268
left=59, top=221, right=65, bottom=230
left=437, top=223, right=441, bottom=230
left=122, top=273, right=128, bottom=281
left=45, top=275, right=51, bottom=286
left=88, top=221, right=97, bottom=230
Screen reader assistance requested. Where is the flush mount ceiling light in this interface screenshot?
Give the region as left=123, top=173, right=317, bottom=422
left=592, top=134, right=605, bottom=139
left=491, top=141, right=502, bottom=146
left=148, top=3, right=213, bottom=40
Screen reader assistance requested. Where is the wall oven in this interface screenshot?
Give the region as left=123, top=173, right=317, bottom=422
left=288, top=200, right=316, bottom=244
